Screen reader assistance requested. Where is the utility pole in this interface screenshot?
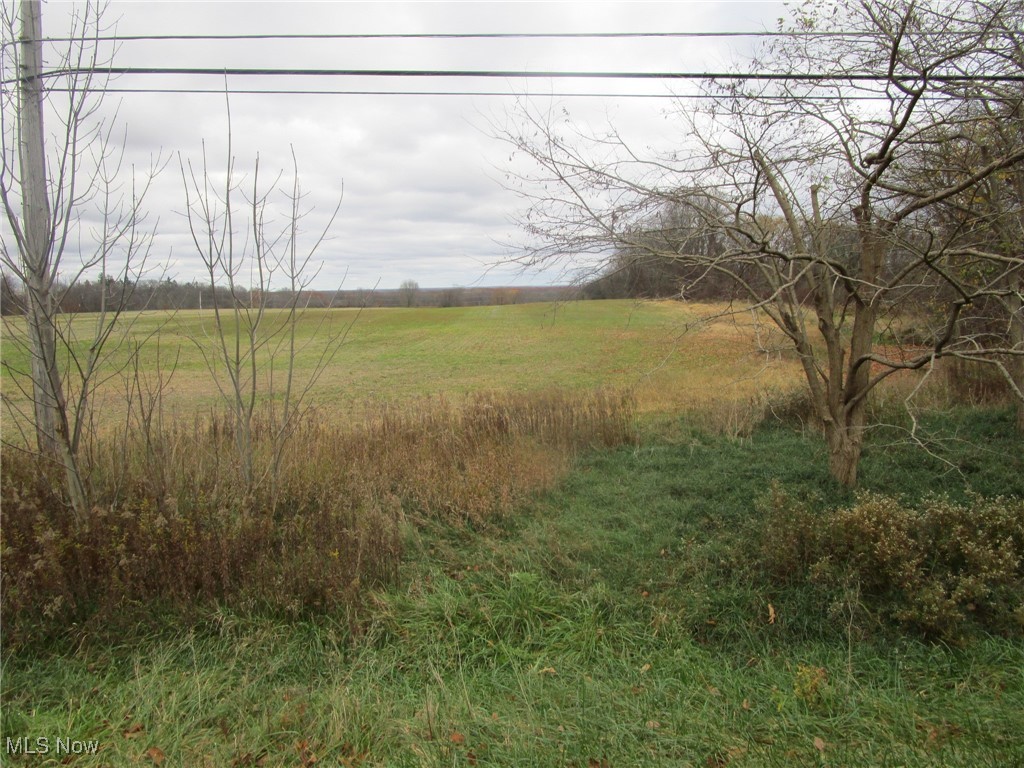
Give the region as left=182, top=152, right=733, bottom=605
left=18, top=0, right=61, bottom=455
left=17, top=0, right=88, bottom=519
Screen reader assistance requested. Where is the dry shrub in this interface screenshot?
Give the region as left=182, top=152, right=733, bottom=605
left=0, top=452, right=401, bottom=642
left=942, top=356, right=1015, bottom=406
left=760, top=484, right=1024, bottom=639
left=866, top=355, right=1018, bottom=416
left=684, top=387, right=815, bottom=438
left=756, top=483, right=826, bottom=581
left=0, top=389, right=635, bottom=642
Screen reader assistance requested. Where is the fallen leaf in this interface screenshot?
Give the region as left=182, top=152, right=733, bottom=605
left=645, top=720, right=661, bottom=730
left=813, top=737, right=826, bottom=752
left=145, top=746, right=165, bottom=765
left=450, top=732, right=466, bottom=745
left=296, top=739, right=318, bottom=766
left=230, top=751, right=269, bottom=767
left=742, top=698, right=751, bottom=710
left=768, top=603, right=777, bottom=625
left=123, top=723, right=144, bottom=738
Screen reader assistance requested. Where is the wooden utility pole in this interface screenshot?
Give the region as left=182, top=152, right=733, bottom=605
left=17, top=0, right=88, bottom=519
left=18, top=0, right=61, bottom=455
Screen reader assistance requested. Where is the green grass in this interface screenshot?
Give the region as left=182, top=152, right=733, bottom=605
left=3, top=408, right=1022, bottom=766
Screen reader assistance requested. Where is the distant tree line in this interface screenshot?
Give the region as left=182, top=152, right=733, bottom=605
left=0, top=273, right=578, bottom=316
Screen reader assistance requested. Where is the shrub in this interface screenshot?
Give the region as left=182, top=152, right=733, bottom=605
left=0, top=456, right=402, bottom=643
left=942, top=356, right=1015, bottom=406
left=760, top=486, right=1024, bottom=639
left=756, top=482, right=826, bottom=582
left=0, top=389, right=635, bottom=645
left=681, top=387, right=815, bottom=439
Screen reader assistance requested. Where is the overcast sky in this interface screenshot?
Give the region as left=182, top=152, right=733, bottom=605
left=25, top=1, right=788, bottom=290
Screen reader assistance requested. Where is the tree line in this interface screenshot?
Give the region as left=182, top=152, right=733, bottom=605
left=0, top=274, right=577, bottom=316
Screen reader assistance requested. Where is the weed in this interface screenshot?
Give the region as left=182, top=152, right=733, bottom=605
left=0, top=390, right=635, bottom=644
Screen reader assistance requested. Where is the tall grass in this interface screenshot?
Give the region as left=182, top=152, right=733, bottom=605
left=0, top=389, right=635, bottom=645
left=676, top=358, right=1018, bottom=446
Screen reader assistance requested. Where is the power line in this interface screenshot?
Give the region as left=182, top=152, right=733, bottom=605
left=0, top=29, right=948, bottom=58
left=38, top=86, right=973, bottom=102
left=24, top=67, right=1024, bottom=84
left=26, top=30, right=878, bottom=44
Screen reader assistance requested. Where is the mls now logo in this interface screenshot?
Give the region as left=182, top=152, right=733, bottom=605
left=6, top=736, right=100, bottom=755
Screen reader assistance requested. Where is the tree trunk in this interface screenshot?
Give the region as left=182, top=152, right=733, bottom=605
left=24, top=281, right=59, bottom=454
left=1012, top=318, right=1024, bottom=433
left=1016, top=366, right=1023, bottom=433
left=825, top=424, right=863, bottom=488
left=1009, top=277, right=1024, bottom=433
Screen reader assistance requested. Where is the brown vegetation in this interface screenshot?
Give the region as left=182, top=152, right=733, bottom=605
left=0, top=390, right=635, bottom=644
left=759, top=483, right=1024, bottom=639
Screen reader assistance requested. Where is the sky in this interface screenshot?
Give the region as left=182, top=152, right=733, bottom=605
left=18, top=1, right=788, bottom=291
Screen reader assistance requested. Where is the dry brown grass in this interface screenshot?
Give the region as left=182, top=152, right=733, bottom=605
left=0, top=389, right=635, bottom=643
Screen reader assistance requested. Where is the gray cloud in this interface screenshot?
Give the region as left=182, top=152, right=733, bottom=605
left=30, top=1, right=786, bottom=289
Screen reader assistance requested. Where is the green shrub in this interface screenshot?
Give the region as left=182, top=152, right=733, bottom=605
left=760, top=485, right=1024, bottom=639
left=756, top=482, right=826, bottom=582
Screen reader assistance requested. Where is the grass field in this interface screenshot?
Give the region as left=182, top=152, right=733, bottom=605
left=1, top=300, right=802, bottom=425
left=2, top=300, right=1022, bottom=767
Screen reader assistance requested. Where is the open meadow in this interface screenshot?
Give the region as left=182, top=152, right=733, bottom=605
left=2, top=300, right=1023, bottom=767
left=2, top=299, right=802, bottom=427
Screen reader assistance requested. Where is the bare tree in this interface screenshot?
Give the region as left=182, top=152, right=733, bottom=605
left=179, top=102, right=351, bottom=501
left=439, top=286, right=464, bottom=308
left=399, top=279, right=419, bottom=308
left=902, top=5, right=1024, bottom=429
left=500, top=0, right=1024, bottom=487
left=1, top=1, right=159, bottom=519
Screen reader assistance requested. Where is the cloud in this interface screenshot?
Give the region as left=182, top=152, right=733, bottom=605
left=27, top=1, right=786, bottom=289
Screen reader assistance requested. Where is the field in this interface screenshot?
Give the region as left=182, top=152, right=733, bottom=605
left=1, top=300, right=801, bottom=425
left=2, top=300, right=1023, bottom=767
